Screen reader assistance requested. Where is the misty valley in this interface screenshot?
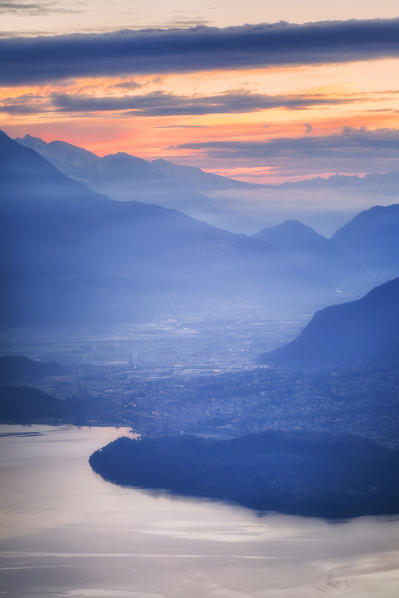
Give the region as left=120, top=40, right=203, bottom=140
left=3, top=6, right=399, bottom=595
left=1, top=128, right=399, bottom=521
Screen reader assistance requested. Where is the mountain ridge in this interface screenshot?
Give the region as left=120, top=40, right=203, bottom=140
left=16, top=133, right=253, bottom=192
left=331, top=203, right=399, bottom=277
left=253, top=219, right=360, bottom=287
left=2, top=129, right=332, bottom=327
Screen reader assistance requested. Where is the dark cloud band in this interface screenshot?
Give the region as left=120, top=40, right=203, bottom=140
left=50, top=91, right=350, bottom=116
left=0, top=0, right=78, bottom=15
left=1, top=18, right=399, bottom=85
left=176, top=128, right=399, bottom=159
left=173, top=128, right=399, bottom=174
left=0, top=90, right=353, bottom=116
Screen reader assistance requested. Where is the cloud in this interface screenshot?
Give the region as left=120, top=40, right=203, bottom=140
left=174, top=127, right=399, bottom=175
left=0, top=1, right=47, bottom=14
left=0, top=89, right=353, bottom=117
left=0, top=93, right=45, bottom=113
left=110, top=79, right=142, bottom=91
left=1, top=18, right=399, bottom=84
left=176, top=127, right=399, bottom=156
left=161, top=17, right=211, bottom=28
left=0, top=0, right=78, bottom=15
left=50, top=90, right=351, bottom=116
left=155, top=124, right=206, bottom=128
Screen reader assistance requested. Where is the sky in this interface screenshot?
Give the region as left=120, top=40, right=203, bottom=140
left=1, top=1, right=399, bottom=183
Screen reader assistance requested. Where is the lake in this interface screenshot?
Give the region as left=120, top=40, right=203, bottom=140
left=0, top=425, right=398, bottom=597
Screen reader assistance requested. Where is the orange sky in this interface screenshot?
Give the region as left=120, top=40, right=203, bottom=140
left=2, top=19, right=399, bottom=183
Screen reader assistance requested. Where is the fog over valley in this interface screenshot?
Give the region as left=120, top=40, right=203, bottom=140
left=2, top=5, right=399, bottom=597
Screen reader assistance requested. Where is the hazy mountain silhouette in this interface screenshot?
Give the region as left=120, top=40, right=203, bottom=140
left=150, top=157, right=251, bottom=191
left=18, top=134, right=399, bottom=197
left=16, top=134, right=252, bottom=219
left=0, top=130, right=104, bottom=207
left=16, top=134, right=164, bottom=185
left=2, top=129, right=332, bottom=327
left=255, top=219, right=329, bottom=249
left=17, top=135, right=399, bottom=237
left=17, top=134, right=251, bottom=191
left=332, top=204, right=399, bottom=280
left=261, top=277, right=399, bottom=367
left=253, top=219, right=358, bottom=286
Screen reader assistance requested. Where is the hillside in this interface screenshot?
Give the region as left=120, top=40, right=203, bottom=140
left=332, top=204, right=399, bottom=279
left=0, top=385, right=66, bottom=423
left=0, top=355, right=65, bottom=384
left=89, top=431, right=399, bottom=518
left=261, top=277, right=399, bottom=366
left=254, top=220, right=358, bottom=285
left=255, top=219, right=329, bottom=249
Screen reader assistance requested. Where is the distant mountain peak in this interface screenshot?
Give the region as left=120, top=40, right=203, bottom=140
left=14, top=134, right=256, bottom=216
left=254, top=219, right=328, bottom=246
left=281, top=219, right=313, bottom=228
left=266, top=219, right=320, bottom=233
left=17, top=134, right=98, bottom=159
left=106, top=151, right=136, bottom=159
left=22, top=133, right=44, bottom=143
left=102, top=151, right=152, bottom=166
left=4, top=130, right=323, bottom=327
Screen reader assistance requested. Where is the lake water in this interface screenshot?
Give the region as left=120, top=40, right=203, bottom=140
left=0, top=425, right=398, bottom=597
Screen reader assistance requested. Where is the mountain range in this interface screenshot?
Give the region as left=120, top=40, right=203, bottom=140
left=2, top=129, right=335, bottom=327
left=16, top=134, right=252, bottom=194
left=253, top=219, right=358, bottom=287
left=16, top=134, right=252, bottom=222
left=16, top=134, right=399, bottom=237
left=18, top=133, right=399, bottom=198
left=3, top=128, right=399, bottom=328
left=255, top=207, right=399, bottom=289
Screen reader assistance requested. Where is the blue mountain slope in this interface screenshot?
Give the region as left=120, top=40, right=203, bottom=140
left=254, top=219, right=366, bottom=288
left=261, top=277, right=399, bottom=366
left=332, top=204, right=399, bottom=278
left=1, top=130, right=329, bottom=326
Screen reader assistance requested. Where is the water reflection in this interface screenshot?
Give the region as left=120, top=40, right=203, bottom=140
left=0, top=425, right=398, bottom=597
